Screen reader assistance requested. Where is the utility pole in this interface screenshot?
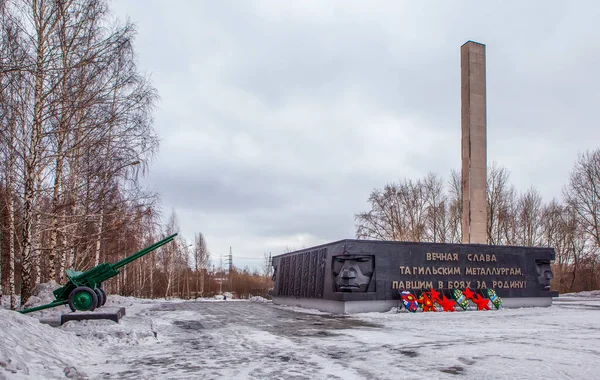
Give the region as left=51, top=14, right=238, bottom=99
left=219, top=255, right=223, bottom=294
left=264, top=252, right=272, bottom=296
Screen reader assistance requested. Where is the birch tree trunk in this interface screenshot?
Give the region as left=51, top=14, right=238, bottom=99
left=6, top=87, right=22, bottom=309
left=47, top=27, right=70, bottom=280
left=8, top=186, right=17, bottom=309
left=150, top=252, right=154, bottom=298
left=165, top=250, right=172, bottom=298
left=21, top=0, right=59, bottom=304
left=48, top=152, right=63, bottom=280
left=94, top=126, right=112, bottom=267
left=60, top=121, right=82, bottom=280
left=0, top=219, right=2, bottom=304
left=33, top=171, right=44, bottom=284
left=6, top=120, right=18, bottom=308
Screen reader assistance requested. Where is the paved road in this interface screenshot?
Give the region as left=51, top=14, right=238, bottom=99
left=86, top=300, right=381, bottom=380
left=150, top=300, right=379, bottom=335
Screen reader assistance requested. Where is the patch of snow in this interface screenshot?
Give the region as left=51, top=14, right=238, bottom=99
left=1, top=295, right=12, bottom=309
left=18, top=281, right=72, bottom=318
left=249, top=296, right=270, bottom=303
left=2, top=295, right=21, bottom=309
left=0, top=309, right=104, bottom=379
left=560, top=290, right=600, bottom=297
left=272, top=304, right=332, bottom=315
left=22, top=281, right=61, bottom=309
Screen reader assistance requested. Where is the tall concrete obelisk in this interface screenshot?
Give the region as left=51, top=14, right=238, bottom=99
left=461, top=41, right=487, bottom=244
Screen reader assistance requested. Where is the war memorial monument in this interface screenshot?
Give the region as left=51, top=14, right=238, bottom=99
left=270, top=41, right=558, bottom=313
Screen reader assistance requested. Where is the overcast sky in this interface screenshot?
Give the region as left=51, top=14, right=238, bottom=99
left=110, top=0, right=600, bottom=270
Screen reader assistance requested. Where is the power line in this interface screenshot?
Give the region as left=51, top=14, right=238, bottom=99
left=231, top=256, right=265, bottom=260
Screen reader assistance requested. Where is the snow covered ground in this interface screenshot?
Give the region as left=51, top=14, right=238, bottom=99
left=2, top=289, right=599, bottom=379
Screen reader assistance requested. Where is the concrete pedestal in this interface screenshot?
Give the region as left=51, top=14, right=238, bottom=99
left=273, top=296, right=554, bottom=314
left=61, top=307, right=126, bottom=325
left=39, top=307, right=126, bottom=327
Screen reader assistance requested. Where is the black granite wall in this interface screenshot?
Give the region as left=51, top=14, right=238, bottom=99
left=271, top=239, right=557, bottom=301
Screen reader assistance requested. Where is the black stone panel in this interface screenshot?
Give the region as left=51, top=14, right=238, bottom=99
left=271, top=248, right=328, bottom=298
left=308, top=250, right=317, bottom=297
left=289, top=255, right=296, bottom=296
left=300, top=253, right=308, bottom=298
left=282, top=255, right=290, bottom=296
left=295, top=255, right=302, bottom=296
left=315, top=248, right=326, bottom=298
left=277, top=256, right=285, bottom=295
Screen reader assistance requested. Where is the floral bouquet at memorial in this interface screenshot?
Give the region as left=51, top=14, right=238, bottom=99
left=399, top=287, right=502, bottom=313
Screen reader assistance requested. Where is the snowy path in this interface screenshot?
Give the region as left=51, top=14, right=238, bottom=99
left=69, top=296, right=599, bottom=380
left=80, top=300, right=381, bottom=379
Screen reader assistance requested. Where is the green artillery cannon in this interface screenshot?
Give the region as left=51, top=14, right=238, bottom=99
left=19, top=233, right=178, bottom=314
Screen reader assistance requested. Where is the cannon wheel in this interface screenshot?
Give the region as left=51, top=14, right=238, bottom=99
left=94, top=288, right=105, bottom=308
left=68, top=286, right=98, bottom=312
left=97, top=288, right=107, bottom=306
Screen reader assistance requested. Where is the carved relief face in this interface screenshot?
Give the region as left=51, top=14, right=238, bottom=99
left=332, top=255, right=374, bottom=292
left=535, top=260, right=553, bottom=290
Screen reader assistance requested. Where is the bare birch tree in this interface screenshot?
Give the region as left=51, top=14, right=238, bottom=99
left=356, top=173, right=446, bottom=242
left=17, top=0, right=63, bottom=302
left=564, top=149, right=600, bottom=249
left=355, top=184, right=402, bottom=241
left=161, top=210, right=180, bottom=298
left=516, top=186, right=543, bottom=246
left=540, top=200, right=570, bottom=289
left=0, top=0, right=160, bottom=305
left=193, top=232, right=210, bottom=297
left=447, top=169, right=462, bottom=243
left=486, top=162, right=514, bottom=245
left=0, top=0, right=45, bottom=306
left=423, top=173, right=448, bottom=242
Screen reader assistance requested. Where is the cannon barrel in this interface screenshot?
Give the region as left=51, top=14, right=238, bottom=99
left=112, top=232, right=178, bottom=269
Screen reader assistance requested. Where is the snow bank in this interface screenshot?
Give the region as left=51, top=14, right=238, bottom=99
left=17, top=281, right=74, bottom=319
left=249, top=296, right=270, bottom=303
left=60, top=317, right=158, bottom=348
left=104, top=294, right=158, bottom=308
left=0, top=309, right=103, bottom=379
left=59, top=295, right=164, bottom=348
left=21, top=281, right=60, bottom=309
left=1, top=295, right=16, bottom=309
left=561, top=290, right=600, bottom=297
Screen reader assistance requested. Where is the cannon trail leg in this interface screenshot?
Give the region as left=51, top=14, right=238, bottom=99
left=68, top=286, right=98, bottom=312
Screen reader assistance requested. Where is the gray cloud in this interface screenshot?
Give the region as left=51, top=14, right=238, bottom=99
left=114, top=0, right=600, bottom=268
